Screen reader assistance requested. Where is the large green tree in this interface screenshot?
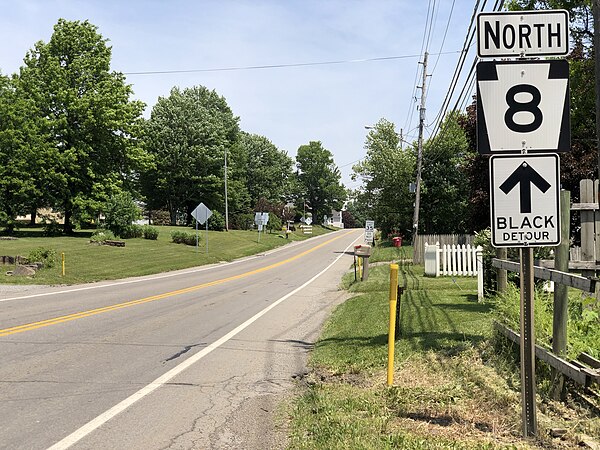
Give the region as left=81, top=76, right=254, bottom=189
left=420, top=112, right=473, bottom=234
left=296, top=141, right=346, bottom=224
left=19, top=19, right=146, bottom=233
left=142, top=85, right=239, bottom=225
left=236, top=132, right=294, bottom=208
left=0, top=74, right=42, bottom=232
left=352, top=118, right=415, bottom=236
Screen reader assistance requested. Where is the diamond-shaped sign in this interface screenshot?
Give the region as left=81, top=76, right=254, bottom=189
left=192, top=203, right=212, bottom=225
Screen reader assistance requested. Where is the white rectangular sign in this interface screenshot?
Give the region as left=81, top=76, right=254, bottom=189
left=477, top=60, right=570, bottom=154
left=477, top=10, right=568, bottom=58
left=365, top=220, right=374, bottom=232
left=490, top=153, right=560, bottom=247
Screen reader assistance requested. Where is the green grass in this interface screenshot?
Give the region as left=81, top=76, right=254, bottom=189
left=287, top=259, right=596, bottom=449
left=312, top=262, right=491, bottom=374
left=0, top=224, right=334, bottom=285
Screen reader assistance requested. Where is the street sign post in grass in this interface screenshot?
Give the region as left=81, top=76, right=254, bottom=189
left=192, top=203, right=212, bottom=253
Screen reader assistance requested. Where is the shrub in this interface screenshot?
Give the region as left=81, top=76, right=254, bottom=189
left=103, top=192, right=141, bottom=237
left=42, top=220, right=63, bottom=237
left=171, top=230, right=198, bottom=246
left=119, top=224, right=143, bottom=239
left=27, top=247, right=57, bottom=268
left=149, top=209, right=171, bottom=225
left=267, top=213, right=282, bottom=233
left=90, top=229, right=116, bottom=243
left=207, top=210, right=226, bottom=231
left=142, top=225, right=159, bottom=240
left=230, top=213, right=254, bottom=230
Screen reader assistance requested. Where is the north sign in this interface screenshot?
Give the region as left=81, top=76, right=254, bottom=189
left=490, top=153, right=560, bottom=247
left=477, top=60, right=570, bottom=154
left=477, top=10, right=568, bottom=58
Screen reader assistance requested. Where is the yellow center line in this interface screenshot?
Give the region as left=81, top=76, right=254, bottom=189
left=0, top=231, right=354, bottom=337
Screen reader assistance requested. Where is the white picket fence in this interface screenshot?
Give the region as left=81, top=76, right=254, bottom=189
left=424, top=242, right=484, bottom=300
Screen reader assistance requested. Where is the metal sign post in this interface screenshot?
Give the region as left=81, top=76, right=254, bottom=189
left=520, top=247, right=537, bottom=436
left=192, top=202, right=212, bottom=254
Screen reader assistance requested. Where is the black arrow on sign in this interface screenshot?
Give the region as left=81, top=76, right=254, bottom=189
left=499, top=162, right=551, bottom=213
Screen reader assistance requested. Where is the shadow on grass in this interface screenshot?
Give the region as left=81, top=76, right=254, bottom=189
left=315, top=333, right=388, bottom=350
left=4, top=230, right=94, bottom=239
left=315, top=330, right=483, bottom=355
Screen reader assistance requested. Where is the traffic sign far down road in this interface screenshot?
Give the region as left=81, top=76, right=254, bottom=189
left=192, top=203, right=212, bottom=225
left=477, top=10, right=569, bottom=58
left=490, top=153, right=560, bottom=247
left=477, top=60, right=570, bottom=154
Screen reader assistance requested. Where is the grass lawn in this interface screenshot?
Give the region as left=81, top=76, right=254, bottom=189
left=0, top=224, right=334, bottom=285
left=287, top=258, right=599, bottom=449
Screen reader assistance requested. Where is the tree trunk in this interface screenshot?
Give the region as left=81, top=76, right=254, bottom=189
left=168, top=200, right=176, bottom=226
left=63, top=208, right=73, bottom=234
left=29, top=206, right=37, bottom=226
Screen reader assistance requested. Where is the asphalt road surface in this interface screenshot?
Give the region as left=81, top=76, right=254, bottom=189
left=0, top=229, right=363, bottom=449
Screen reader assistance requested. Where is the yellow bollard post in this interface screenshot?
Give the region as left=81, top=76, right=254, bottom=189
left=61, top=252, right=65, bottom=277
left=387, top=263, right=399, bottom=386
left=358, top=256, right=362, bottom=280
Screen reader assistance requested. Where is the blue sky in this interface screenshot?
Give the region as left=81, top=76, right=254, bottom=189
left=0, top=1, right=485, bottom=188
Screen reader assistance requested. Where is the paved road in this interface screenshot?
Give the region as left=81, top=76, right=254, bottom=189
left=0, top=229, right=362, bottom=449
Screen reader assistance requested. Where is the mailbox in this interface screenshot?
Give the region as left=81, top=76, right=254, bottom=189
left=354, top=244, right=372, bottom=257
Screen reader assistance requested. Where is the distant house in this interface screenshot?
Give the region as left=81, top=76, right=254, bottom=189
left=324, top=210, right=344, bottom=228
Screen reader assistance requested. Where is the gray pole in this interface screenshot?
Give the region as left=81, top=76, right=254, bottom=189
left=224, top=147, right=229, bottom=231
left=520, top=247, right=537, bottom=437
left=412, top=51, right=428, bottom=259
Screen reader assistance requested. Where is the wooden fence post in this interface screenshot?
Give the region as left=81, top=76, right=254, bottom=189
left=496, top=247, right=507, bottom=293
left=580, top=179, right=595, bottom=279
left=551, top=189, right=570, bottom=400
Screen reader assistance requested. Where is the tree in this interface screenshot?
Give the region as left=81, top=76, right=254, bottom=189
left=142, top=86, right=239, bottom=225
left=235, top=132, right=294, bottom=208
left=457, top=98, right=491, bottom=232
left=507, top=1, right=593, bottom=46
left=0, top=74, right=41, bottom=232
left=352, top=119, right=415, bottom=236
left=296, top=141, right=346, bottom=224
left=420, top=112, right=473, bottom=234
left=18, top=19, right=146, bottom=233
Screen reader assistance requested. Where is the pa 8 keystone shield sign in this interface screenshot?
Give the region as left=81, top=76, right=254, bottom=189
left=477, top=60, right=570, bottom=154
left=490, top=153, right=560, bottom=247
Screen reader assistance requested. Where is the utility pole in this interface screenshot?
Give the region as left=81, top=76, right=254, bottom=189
left=224, top=147, right=229, bottom=231
left=412, top=52, right=428, bottom=261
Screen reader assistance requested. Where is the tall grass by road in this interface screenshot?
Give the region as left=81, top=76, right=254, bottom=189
left=0, top=225, right=333, bottom=285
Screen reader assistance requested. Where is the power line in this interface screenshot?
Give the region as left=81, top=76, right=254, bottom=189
left=427, top=0, right=484, bottom=133
left=403, top=0, right=436, bottom=134
left=430, top=0, right=457, bottom=76
left=122, top=51, right=460, bottom=76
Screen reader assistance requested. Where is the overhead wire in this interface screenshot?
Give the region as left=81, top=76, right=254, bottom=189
left=427, top=0, right=484, bottom=134
left=424, top=0, right=504, bottom=164
left=430, top=0, right=457, bottom=76
left=402, top=0, right=435, bottom=136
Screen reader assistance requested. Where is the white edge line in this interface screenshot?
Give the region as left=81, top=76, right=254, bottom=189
left=47, top=233, right=362, bottom=450
left=0, top=230, right=343, bottom=303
